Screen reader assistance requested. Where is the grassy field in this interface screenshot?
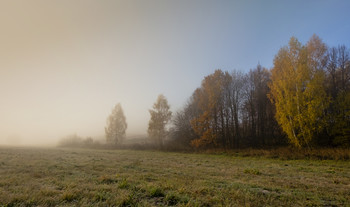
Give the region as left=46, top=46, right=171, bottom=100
left=0, top=147, right=349, bottom=206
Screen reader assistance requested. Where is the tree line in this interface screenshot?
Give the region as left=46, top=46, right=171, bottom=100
left=106, top=34, right=349, bottom=150
left=170, top=66, right=283, bottom=149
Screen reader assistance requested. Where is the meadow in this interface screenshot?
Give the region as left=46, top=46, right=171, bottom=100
left=0, top=147, right=349, bottom=206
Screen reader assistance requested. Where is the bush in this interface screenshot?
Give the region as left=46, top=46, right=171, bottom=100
left=57, top=134, right=101, bottom=149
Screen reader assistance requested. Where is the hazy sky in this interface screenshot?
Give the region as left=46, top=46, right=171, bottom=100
left=1, top=0, right=350, bottom=146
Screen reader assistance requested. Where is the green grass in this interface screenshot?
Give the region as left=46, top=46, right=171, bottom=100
left=0, top=147, right=349, bottom=206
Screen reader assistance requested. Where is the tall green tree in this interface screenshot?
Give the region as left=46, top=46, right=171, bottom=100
left=148, top=94, right=172, bottom=148
left=269, top=36, right=329, bottom=148
left=105, top=103, right=127, bottom=145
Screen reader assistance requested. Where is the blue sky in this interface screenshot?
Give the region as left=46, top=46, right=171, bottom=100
left=0, top=0, right=350, bottom=145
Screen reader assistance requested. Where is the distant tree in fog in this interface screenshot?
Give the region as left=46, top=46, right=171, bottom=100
left=148, top=94, right=172, bottom=148
left=105, top=103, right=127, bottom=145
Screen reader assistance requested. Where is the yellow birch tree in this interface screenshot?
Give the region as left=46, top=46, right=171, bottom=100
left=269, top=36, right=329, bottom=148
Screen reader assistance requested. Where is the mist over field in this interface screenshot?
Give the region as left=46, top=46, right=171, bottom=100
left=0, top=0, right=349, bottom=148
left=1, top=1, right=350, bottom=206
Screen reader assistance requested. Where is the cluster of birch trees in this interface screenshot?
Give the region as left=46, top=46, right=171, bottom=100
left=171, top=35, right=350, bottom=149
left=105, top=35, right=349, bottom=149
left=105, top=95, right=172, bottom=148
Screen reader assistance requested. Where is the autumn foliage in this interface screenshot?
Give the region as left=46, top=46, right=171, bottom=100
left=171, top=34, right=350, bottom=149
left=269, top=36, right=330, bottom=148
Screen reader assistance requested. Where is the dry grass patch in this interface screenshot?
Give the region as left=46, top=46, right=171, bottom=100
left=0, top=146, right=349, bottom=206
